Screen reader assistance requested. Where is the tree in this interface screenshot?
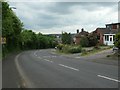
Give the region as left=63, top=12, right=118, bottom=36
left=88, top=34, right=98, bottom=46
left=80, top=36, right=89, bottom=47
left=62, top=32, right=71, bottom=44
left=2, top=2, right=23, bottom=53
left=20, top=30, right=37, bottom=49
left=114, top=32, right=120, bottom=49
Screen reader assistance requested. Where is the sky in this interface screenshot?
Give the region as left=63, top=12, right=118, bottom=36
left=8, top=1, right=118, bottom=34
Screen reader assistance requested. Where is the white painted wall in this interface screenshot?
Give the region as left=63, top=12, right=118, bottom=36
left=103, top=34, right=115, bottom=46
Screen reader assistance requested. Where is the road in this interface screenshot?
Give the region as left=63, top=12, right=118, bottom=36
left=15, top=49, right=119, bottom=88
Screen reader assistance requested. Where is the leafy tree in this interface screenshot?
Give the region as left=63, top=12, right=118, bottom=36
left=62, top=32, right=71, bottom=44
left=88, top=34, right=98, bottom=46
left=21, top=30, right=57, bottom=49
left=2, top=2, right=23, bottom=54
left=21, top=30, right=35, bottom=49
left=2, top=2, right=57, bottom=57
left=114, top=32, right=120, bottom=49
left=80, top=36, right=89, bottom=47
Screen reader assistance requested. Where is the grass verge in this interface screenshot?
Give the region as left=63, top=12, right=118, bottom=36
left=81, top=46, right=112, bottom=56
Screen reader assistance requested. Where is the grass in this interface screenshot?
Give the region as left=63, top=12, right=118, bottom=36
left=56, top=44, right=82, bottom=54
left=2, top=48, right=23, bottom=60
left=81, top=46, right=112, bottom=56
left=106, top=52, right=120, bottom=59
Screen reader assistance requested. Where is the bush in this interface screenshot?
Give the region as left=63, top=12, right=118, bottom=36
left=68, top=46, right=82, bottom=53
left=59, top=45, right=82, bottom=54
left=56, top=44, right=64, bottom=50
left=80, top=36, right=89, bottom=47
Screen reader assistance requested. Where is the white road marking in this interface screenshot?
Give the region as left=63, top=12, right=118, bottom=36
left=15, top=54, right=36, bottom=88
left=44, top=59, right=53, bottom=63
left=75, top=57, right=81, bottom=58
left=52, top=56, right=57, bottom=57
left=38, top=57, right=42, bottom=59
left=43, top=56, right=57, bottom=58
left=97, top=75, right=120, bottom=83
left=59, top=64, right=79, bottom=71
left=34, top=51, right=38, bottom=56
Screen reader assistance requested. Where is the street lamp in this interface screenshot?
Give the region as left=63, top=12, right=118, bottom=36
left=10, top=6, right=17, bottom=9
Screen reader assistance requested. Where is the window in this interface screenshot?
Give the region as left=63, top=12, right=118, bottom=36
left=105, top=35, right=109, bottom=41
left=110, top=37, right=112, bottom=41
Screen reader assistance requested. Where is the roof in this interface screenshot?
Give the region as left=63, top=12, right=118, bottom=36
left=106, top=23, right=120, bottom=26
left=75, top=31, right=89, bottom=38
left=96, top=28, right=118, bottom=34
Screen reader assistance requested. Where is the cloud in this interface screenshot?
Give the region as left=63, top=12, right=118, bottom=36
left=9, top=2, right=118, bottom=34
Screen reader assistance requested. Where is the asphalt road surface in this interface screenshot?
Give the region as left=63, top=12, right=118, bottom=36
left=15, top=49, right=119, bottom=88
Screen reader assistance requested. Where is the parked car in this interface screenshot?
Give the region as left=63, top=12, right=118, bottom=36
left=113, top=46, right=118, bottom=52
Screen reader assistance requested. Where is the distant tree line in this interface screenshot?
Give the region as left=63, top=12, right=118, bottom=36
left=2, top=2, right=57, bottom=57
left=20, top=30, right=57, bottom=50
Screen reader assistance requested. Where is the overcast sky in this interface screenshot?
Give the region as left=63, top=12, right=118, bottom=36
left=9, top=2, right=118, bottom=34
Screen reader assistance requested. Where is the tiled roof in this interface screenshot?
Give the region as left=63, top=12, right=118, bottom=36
left=96, top=28, right=118, bottom=34
left=75, top=31, right=89, bottom=38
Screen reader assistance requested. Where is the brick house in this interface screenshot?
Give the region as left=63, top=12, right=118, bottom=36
left=74, top=28, right=89, bottom=44
left=94, top=23, right=119, bottom=45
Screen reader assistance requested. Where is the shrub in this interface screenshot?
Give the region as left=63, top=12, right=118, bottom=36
left=68, top=45, right=82, bottom=53
left=56, top=44, right=64, bottom=50
left=61, top=45, right=82, bottom=54
left=80, top=36, right=89, bottom=47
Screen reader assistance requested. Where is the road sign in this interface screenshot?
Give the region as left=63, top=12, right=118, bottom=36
left=0, top=37, right=6, bottom=44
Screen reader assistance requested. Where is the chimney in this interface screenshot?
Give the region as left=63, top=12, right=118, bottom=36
left=81, top=28, right=84, bottom=32
left=77, top=29, right=79, bottom=33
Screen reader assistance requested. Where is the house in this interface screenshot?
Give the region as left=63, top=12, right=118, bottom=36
left=74, top=28, right=89, bottom=44
left=94, top=23, right=119, bottom=45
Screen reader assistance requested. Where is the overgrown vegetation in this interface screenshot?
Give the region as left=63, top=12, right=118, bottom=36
left=56, top=44, right=82, bottom=54
left=114, top=32, right=120, bottom=49
left=80, top=34, right=98, bottom=47
left=61, top=32, right=72, bottom=44
left=81, top=46, right=112, bottom=56
left=2, top=2, right=57, bottom=57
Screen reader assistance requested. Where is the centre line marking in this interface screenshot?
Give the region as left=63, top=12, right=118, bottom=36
left=38, top=57, right=42, bottom=59
left=44, top=59, right=53, bottom=63
left=34, top=51, right=38, bottom=56
left=59, top=64, right=79, bottom=71
left=97, top=75, right=120, bottom=83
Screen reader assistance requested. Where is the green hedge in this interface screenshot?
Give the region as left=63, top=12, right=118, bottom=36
left=57, top=44, right=82, bottom=54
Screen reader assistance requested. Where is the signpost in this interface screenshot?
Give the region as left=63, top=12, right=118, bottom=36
left=0, top=37, right=6, bottom=44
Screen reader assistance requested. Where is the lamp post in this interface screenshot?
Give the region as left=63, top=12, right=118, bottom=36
left=10, top=6, right=17, bottom=10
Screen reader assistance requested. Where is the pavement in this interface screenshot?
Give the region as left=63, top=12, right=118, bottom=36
left=2, top=52, right=22, bottom=88
left=13, top=49, right=119, bottom=88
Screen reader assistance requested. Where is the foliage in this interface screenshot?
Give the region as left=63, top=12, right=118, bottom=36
left=80, top=36, right=89, bottom=47
left=2, top=2, right=23, bottom=56
left=2, top=2, right=57, bottom=57
left=20, top=30, right=57, bottom=50
left=57, top=44, right=82, bottom=54
left=62, top=32, right=71, bottom=44
left=80, top=34, right=98, bottom=47
left=114, top=32, right=120, bottom=49
left=67, top=45, right=82, bottom=53
left=88, top=34, right=98, bottom=46
left=56, top=44, right=64, bottom=50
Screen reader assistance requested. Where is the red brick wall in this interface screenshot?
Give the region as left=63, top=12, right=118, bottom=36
left=75, top=37, right=80, bottom=44
left=95, top=29, right=104, bottom=45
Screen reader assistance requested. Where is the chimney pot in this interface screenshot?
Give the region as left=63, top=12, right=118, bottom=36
left=77, top=29, right=79, bottom=33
